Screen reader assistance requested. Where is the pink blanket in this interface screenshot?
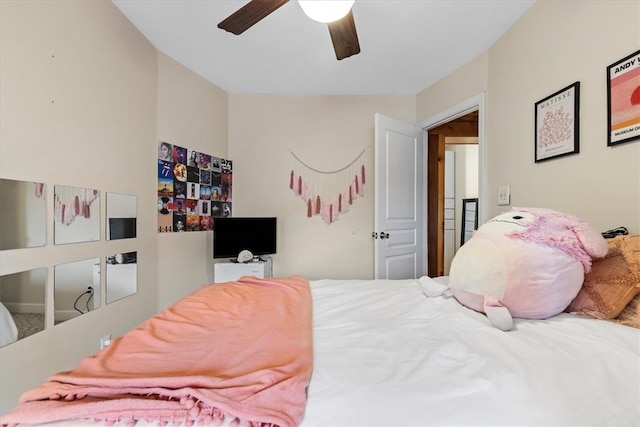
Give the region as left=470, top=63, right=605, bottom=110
left=1, top=276, right=313, bottom=427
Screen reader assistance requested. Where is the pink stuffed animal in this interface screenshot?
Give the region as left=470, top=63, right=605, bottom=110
left=448, top=207, right=608, bottom=331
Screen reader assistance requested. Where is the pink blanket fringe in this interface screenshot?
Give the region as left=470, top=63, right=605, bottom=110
left=1, top=276, right=313, bottom=427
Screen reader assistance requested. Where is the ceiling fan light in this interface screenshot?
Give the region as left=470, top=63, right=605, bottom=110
left=298, top=0, right=355, bottom=23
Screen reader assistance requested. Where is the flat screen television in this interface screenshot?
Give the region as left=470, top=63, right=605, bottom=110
left=108, top=217, right=137, bottom=240
left=213, top=217, right=277, bottom=259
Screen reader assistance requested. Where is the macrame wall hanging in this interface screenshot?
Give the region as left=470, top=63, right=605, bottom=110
left=288, top=148, right=366, bottom=224
left=54, top=186, right=99, bottom=225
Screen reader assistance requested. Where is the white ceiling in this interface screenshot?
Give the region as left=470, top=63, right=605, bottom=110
left=112, top=0, right=535, bottom=95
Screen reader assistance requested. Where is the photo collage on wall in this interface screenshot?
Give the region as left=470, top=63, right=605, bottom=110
left=157, top=141, right=232, bottom=233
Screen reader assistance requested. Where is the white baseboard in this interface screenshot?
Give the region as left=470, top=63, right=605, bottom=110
left=2, top=302, right=44, bottom=314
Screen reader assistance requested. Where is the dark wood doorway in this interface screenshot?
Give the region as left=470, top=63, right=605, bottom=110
left=427, top=110, right=478, bottom=277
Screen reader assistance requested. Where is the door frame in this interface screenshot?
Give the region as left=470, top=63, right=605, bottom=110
left=417, top=92, right=487, bottom=275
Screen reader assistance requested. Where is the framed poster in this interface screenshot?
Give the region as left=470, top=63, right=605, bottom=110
left=534, top=82, right=580, bottom=163
left=607, top=49, right=640, bottom=146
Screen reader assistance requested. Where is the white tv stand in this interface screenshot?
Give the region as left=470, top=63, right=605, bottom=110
left=214, top=257, right=273, bottom=283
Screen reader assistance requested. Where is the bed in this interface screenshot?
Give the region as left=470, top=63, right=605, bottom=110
left=306, top=277, right=640, bottom=426
left=1, top=275, right=639, bottom=427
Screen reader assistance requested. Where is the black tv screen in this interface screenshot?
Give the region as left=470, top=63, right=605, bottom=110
left=108, top=217, right=137, bottom=240
left=213, top=217, right=277, bottom=259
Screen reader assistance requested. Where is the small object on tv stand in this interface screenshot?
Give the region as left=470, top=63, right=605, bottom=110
left=237, top=249, right=253, bottom=263
left=229, top=255, right=268, bottom=264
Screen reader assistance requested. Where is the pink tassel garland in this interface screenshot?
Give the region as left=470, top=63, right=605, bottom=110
left=34, top=182, right=44, bottom=197
left=288, top=159, right=366, bottom=224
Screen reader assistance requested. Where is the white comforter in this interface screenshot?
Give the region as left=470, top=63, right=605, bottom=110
left=0, top=302, right=18, bottom=347
left=303, top=278, right=640, bottom=427
left=5, top=278, right=640, bottom=426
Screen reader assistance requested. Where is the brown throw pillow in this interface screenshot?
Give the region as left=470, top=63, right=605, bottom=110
left=566, top=234, right=640, bottom=319
left=615, top=293, right=640, bottom=328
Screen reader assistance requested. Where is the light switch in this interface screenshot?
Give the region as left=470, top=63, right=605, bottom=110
left=498, top=185, right=511, bottom=206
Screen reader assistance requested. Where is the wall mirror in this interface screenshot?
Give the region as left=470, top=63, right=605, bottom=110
left=0, top=267, right=46, bottom=347
left=106, top=193, right=137, bottom=240
left=54, top=258, right=100, bottom=324
left=106, top=251, right=137, bottom=304
left=461, top=198, right=479, bottom=246
left=0, top=179, right=46, bottom=250
left=54, top=185, right=100, bottom=245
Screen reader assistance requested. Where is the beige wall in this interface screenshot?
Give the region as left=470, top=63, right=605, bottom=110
left=0, top=0, right=227, bottom=413
left=228, top=95, right=415, bottom=279
left=417, top=52, right=489, bottom=120
left=418, top=0, right=640, bottom=233
left=0, top=0, right=159, bottom=413
left=156, top=52, right=228, bottom=308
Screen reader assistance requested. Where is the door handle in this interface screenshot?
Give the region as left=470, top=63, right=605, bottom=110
left=379, top=232, right=390, bottom=239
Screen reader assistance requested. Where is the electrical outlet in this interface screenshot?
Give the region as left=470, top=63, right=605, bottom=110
left=497, top=185, right=511, bottom=206
left=100, top=334, right=111, bottom=350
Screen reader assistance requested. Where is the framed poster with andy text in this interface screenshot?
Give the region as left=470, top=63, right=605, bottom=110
left=607, top=49, right=640, bottom=146
left=534, top=82, right=580, bottom=163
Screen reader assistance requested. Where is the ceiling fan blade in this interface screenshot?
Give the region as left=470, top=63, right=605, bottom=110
left=218, top=0, right=290, bottom=35
left=327, top=9, right=360, bottom=60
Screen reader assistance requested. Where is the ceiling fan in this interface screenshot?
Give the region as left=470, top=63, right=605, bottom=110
left=217, top=0, right=361, bottom=60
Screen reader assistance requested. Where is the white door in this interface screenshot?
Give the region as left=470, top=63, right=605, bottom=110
left=374, top=114, right=425, bottom=279
left=443, top=151, right=455, bottom=274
